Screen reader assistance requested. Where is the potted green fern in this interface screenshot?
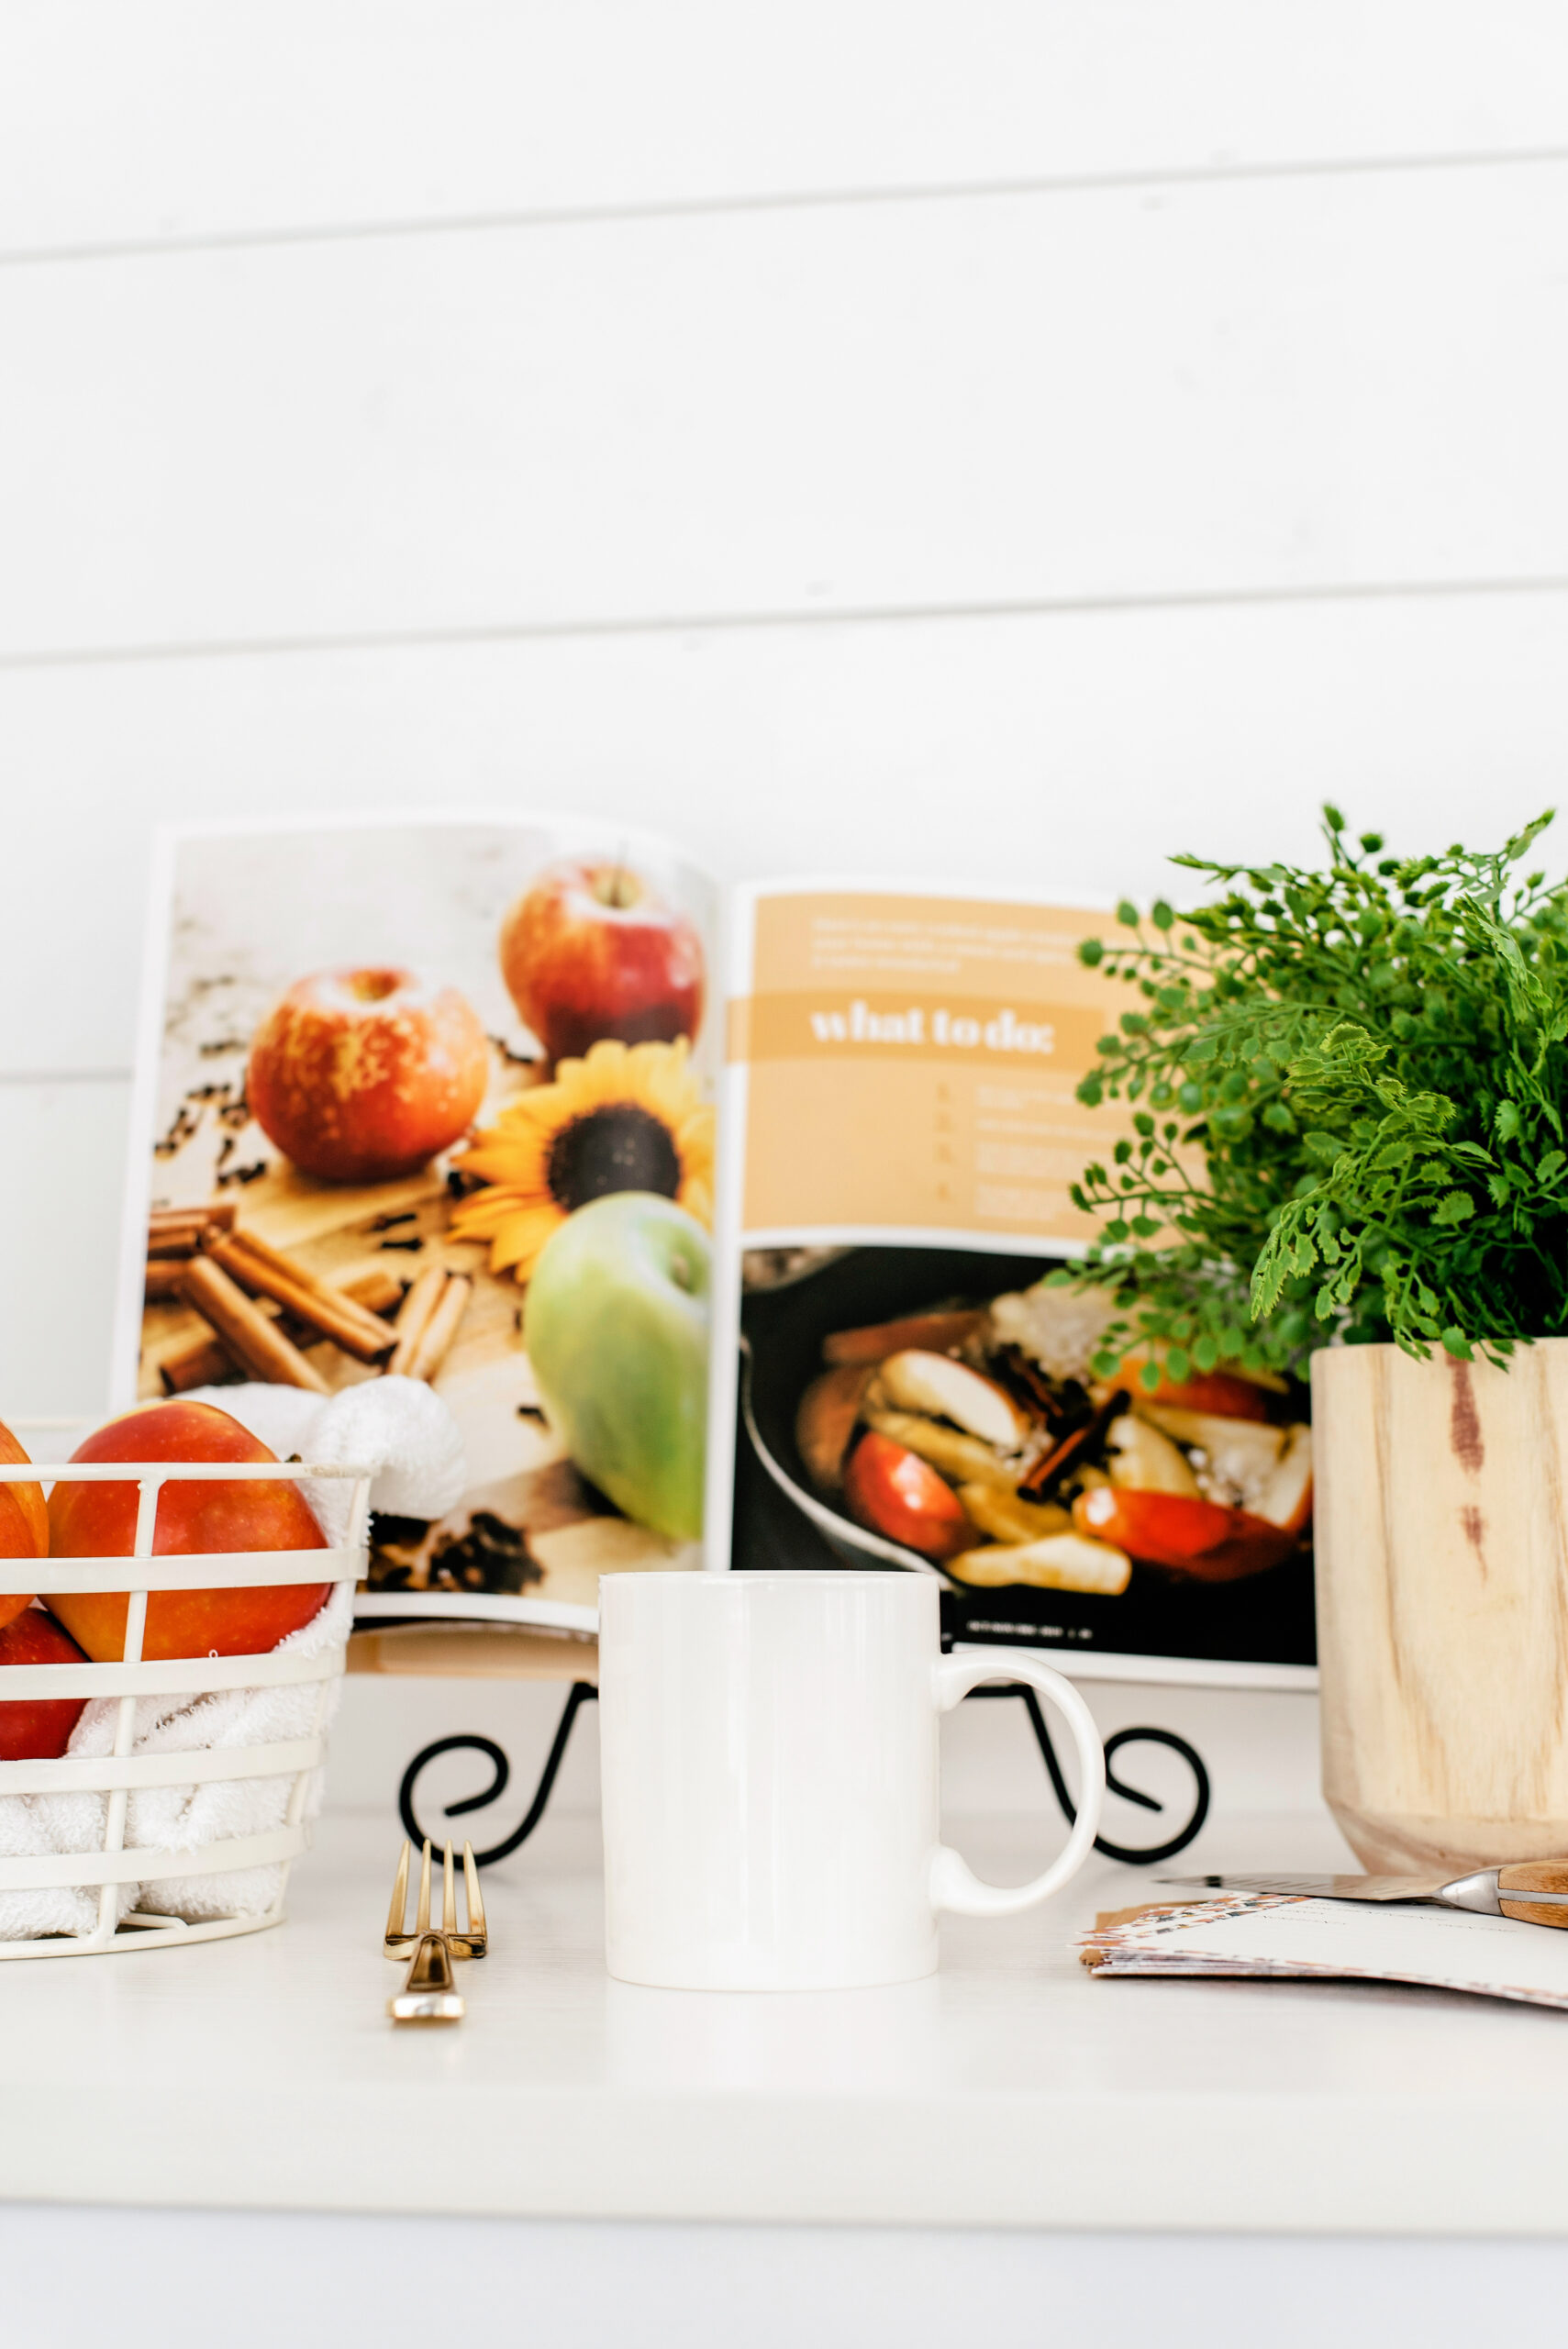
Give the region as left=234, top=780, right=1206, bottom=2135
left=1062, top=807, right=1568, bottom=1869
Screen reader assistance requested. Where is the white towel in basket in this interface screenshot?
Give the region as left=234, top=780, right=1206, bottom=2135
left=0, top=1382, right=466, bottom=1939
left=0, top=1583, right=358, bottom=1941
left=184, top=1375, right=467, bottom=1542
left=0, top=1778, right=118, bottom=1942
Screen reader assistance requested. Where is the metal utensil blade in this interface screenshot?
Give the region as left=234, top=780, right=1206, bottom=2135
left=1162, top=1868, right=1568, bottom=1922
left=1161, top=1873, right=1455, bottom=1901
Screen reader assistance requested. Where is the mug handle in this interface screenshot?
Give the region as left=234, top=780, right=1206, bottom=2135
left=928, top=1652, right=1106, bottom=1917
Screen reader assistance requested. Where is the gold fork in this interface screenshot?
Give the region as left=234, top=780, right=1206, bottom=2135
left=384, top=1837, right=488, bottom=2024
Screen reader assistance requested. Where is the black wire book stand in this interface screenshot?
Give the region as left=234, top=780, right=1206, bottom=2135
left=399, top=1681, right=1209, bottom=1872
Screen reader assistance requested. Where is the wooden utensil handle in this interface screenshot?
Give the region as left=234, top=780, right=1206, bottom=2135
left=1497, top=1860, right=1568, bottom=1894
left=1497, top=1859, right=1568, bottom=1926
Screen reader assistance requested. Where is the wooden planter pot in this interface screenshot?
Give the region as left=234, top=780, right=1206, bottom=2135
left=1314, top=1339, right=1568, bottom=1872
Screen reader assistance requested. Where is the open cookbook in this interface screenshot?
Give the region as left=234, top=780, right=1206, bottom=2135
left=1080, top=1897, right=1568, bottom=2009
left=114, top=814, right=1317, bottom=1689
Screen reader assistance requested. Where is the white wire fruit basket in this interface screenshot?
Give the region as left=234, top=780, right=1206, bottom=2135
left=0, top=1441, right=369, bottom=1961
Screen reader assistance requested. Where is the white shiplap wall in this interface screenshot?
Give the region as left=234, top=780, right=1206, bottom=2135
left=0, top=5, right=1563, bottom=1827
left=6, top=164, right=1568, bottom=654
left=4, top=2, right=1564, bottom=256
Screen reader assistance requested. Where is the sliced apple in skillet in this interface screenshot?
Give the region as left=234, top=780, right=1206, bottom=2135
left=956, top=1484, right=1072, bottom=1544
left=842, top=1430, right=972, bottom=1562
left=794, top=1364, right=875, bottom=1493
left=1133, top=1405, right=1311, bottom=1524
left=1252, top=1422, right=1314, bottom=1535
left=862, top=1405, right=1019, bottom=1491
left=948, top=1531, right=1131, bottom=1596
left=876, top=1350, right=1029, bottom=1449
left=1104, top=1413, right=1200, bottom=1497
left=1073, top=1485, right=1296, bottom=1582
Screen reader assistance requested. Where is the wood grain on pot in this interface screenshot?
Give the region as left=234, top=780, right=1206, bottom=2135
left=1314, top=1340, right=1568, bottom=1873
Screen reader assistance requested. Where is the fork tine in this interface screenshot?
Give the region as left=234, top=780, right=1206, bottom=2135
left=442, top=1840, right=457, bottom=1934
left=416, top=1838, right=432, bottom=1934
left=462, top=1841, right=487, bottom=1954
left=384, top=1840, right=412, bottom=1943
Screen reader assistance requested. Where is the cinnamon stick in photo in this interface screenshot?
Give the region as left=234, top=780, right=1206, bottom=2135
left=144, top=1261, right=187, bottom=1301
left=247, top=1221, right=398, bottom=1353
left=179, top=1255, right=329, bottom=1393
left=150, top=1201, right=236, bottom=1235
left=205, top=1231, right=395, bottom=1364
left=159, top=1287, right=325, bottom=1395
left=387, top=1263, right=448, bottom=1376
left=148, top=1222, right=211, bottom=1260
left=158, top=1329, right=231, bottom=1394
left=218, top=1227, right=393, bottom=1348
left=339, top=1266, right=403, bottom=1318
left=148, top=1203, right=237, bottom=1255
left=406, top=1275, right=471, bottom=1385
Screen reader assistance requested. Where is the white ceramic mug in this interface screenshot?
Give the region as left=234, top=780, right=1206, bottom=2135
left=598, top=1571, right=1106, bottom=1990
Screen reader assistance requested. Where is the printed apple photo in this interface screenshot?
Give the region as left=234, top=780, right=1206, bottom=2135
left=735, top=1245, right=1316, bottom=1671
left=130, top=818, right=718, bottom=1628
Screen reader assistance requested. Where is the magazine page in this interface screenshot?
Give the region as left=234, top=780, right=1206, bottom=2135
left=714, top=883, right=1316, bottom=1688
left=117, top=815, right=720, bottom=1636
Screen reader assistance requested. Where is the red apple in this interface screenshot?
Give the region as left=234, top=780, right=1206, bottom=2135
left=795, top=1364, right=873, bottom=1493
left=248, top=966, right=489, bottom=1184
left=500, top=860, right=704, bottom=1063
left=0, top=1608, right=88, bottom=1761
left=1114, top=1353, right=1274, bottom=1421
left=1073, top=1485, right=1296, bottom=1582
left=843, top=1431, right=971, bottom=1562
left=0, top=1419, right=46, bottom=1635
left=45, top=1400, right=332, bottom=1663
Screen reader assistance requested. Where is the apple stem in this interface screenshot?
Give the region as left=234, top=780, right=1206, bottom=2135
left=597, top=854, right=639, bottom=911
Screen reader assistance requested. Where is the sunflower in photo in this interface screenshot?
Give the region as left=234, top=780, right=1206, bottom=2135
left=451, top=1038, right=716, bottom=1279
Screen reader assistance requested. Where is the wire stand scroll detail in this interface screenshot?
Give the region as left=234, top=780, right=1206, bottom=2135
left=399, top=1681, right=1209, bottom=1871
left=398, top=1685, right=595, bottom=1869
left=966, top=1684, right=1210, bottom=1866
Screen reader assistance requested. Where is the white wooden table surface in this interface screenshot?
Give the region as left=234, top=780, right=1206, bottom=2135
left=9, top=1798, right=1568, bottom=2346
left=7, top=1799, right=1568, bottom=2235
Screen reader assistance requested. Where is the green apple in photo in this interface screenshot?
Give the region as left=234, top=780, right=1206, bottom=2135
left=523, top=1191, right=709, bottom=1540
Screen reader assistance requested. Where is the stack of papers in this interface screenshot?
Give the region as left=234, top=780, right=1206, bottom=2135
left=1079, top=1895, right=1568, bottom=2009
